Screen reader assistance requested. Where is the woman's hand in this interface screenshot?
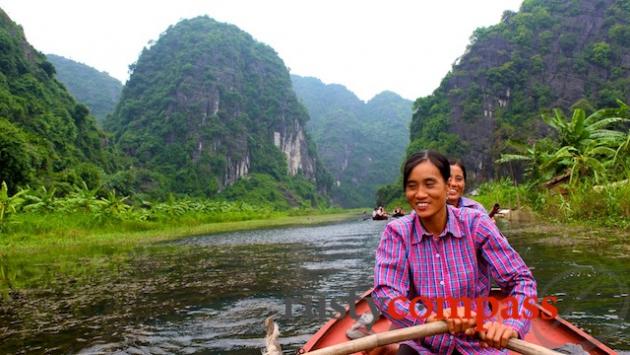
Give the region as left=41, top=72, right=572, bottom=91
left=478, top=321, right=518, bottom=349
left=427, top=307, right=476, bottom=335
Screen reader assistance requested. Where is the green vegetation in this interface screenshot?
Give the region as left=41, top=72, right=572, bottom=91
left=3, top=10, right=332, bottom=209
left=0, top=178, right=358, bottom=295
left=405, top=0, right=630, bottom=181
left=380, top=100, right=630, bottom=230
left=105, top=17, right=330, bottom=204
left=0, top=9, right=114, bottom=193
left=291, top=75, right=412, bottom=207
left=497, top=102, right=630, bottom=185
left=0, top=12, right=340, bottom=300
left=220, top=173, right=328, bottom=209
left=478, top=102, right=630, bottom=228
left=474, top=178, right=630, bottom=229
left=46, top=54, right=123, bottom=121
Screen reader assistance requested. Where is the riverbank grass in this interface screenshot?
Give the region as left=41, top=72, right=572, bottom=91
left=474, top=179, right=630, bottom=229
left=0, top=208, right=366, bottom=294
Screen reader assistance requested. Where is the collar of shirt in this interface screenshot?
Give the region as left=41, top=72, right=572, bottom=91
left=410, top=205, right=463, bottom=245
left=459, top=196, right=474, bottom=208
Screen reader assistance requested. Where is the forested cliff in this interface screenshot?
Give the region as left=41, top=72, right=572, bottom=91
left=105, top=17, right=330, bottom=200
left=0, top=9, right=112, bottom=192
left=46, top=54, right=122, bottom=121
left=292, top=75, right=411, bottom=207
left=409, top=0, right=630, bottom=181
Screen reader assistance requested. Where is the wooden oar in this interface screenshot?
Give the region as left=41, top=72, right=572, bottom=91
left=303, top=320, right=562, bottom=355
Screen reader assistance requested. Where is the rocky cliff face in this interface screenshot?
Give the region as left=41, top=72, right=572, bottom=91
left=273, top=120, right=312, bottom=176
left=410, top=0, right=630, bottom=180
left=106, top=17, right=323, bottom=196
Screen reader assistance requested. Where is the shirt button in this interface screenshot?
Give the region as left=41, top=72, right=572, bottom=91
left=440, top=280, right=445, bottom=286
left=436, top=253, right=440, bottom=258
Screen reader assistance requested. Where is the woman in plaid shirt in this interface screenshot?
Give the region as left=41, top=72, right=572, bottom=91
left=373, top=150, right=537, bottom=354
left=447, top=159, right=488, bottom=214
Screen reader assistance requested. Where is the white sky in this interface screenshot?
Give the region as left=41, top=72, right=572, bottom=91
left=0, top=0, right=522, bottom=101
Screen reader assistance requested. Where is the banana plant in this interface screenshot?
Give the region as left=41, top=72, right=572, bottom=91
left=0, top=181, right=27, bottom=231
left=499, top=103, right=630, bottom=187
left=496, top=140, right=556, bottom=184
left=93, top=190, right=132, bottom=223
left=57, top=181, right=101, bottom=213
left=23, top=186, right=57, bottom=213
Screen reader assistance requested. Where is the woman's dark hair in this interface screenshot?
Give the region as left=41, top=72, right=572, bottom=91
left=402, top=150, right=450, bottom=189
left=449, top=159, right=467, bottom=181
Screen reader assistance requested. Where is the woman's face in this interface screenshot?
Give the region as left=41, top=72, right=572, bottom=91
left=447, top=164, right=465, bottom=205
left=405, top=161, right=448, bottom=219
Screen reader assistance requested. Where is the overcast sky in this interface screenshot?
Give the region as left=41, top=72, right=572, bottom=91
left=0, top=0, right=522, bottom=101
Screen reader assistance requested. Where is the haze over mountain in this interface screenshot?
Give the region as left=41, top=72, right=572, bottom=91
left=46, top=54, right=123, bottom=122
left=407, top=0, right=630, bottom=181
left=0, top=8, right=112, bottom=192
left=105, top=16, right=330, bottom=205
left=292, top=75, right=411, bottom=207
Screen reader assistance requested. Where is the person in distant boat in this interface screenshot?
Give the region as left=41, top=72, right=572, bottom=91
left=373, top=150, right=537, bottom=354
left=372, top=206, right=389, bottom=220
left=447, top=159, right=488, bottom=214
left=392, top=206, right=405, bottom=217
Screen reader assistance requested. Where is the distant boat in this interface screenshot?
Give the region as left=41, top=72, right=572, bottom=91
left=300, top=289, right=616, bottom=355
left=371, top=215, right=388, bottom=221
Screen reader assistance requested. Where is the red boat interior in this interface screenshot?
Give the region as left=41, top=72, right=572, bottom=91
left=301, top=290, right=616, bottom=355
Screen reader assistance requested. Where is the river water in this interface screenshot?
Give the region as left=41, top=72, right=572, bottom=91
left=1, top=219, right=628, bottom=354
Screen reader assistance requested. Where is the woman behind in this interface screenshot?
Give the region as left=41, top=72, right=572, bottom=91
left=373, top=150, right=537, bottom=354
left=447, top=159, right=488, bottom=214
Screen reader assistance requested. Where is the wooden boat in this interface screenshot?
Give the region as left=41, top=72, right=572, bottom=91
left=300, top=289, right=617, bottom=355
left=372, top=215, right=389, bottom=220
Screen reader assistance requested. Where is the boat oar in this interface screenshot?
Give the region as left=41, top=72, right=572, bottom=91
left=303, top=320, right=562, bottom=355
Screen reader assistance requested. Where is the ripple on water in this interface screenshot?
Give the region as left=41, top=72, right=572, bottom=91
left=79, top=297, right=289, bottom=354
left=178, top=220, right=384, bottom=247
left=301, top=258, right=363, bottom=271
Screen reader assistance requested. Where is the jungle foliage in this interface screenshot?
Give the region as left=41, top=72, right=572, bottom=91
left=0, top=9, right=114, bottom=194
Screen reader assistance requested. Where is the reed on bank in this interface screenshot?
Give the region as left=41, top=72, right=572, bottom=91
left=0, top=192, right=364, bottom=296
left=474, top=178, right=630, bottom=229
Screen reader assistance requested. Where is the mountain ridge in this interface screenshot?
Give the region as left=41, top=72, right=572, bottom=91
left=105, top=16, right=331, bottom=205
left=292, top=74, right=411, bottom=207
left=46, top=54, right=123, bottom=121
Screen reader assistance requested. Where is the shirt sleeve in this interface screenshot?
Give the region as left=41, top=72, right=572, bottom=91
left=476, top=202, right=489, bottom=215
left=474, top=214, right=538, bottom=338
left=373, top=222, right=426, bottom=328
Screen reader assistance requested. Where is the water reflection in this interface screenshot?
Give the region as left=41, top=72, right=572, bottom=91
left=1, top=219, right=628, bottom=354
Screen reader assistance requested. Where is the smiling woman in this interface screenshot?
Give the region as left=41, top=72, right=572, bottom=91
left=447, top=159, right=488, bottom=214
left=403, top=151, right=451, bottom=234
left=373, top=150, right=538, bottom=354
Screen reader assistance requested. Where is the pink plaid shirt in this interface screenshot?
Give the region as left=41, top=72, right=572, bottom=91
left=459, top=196, right=488, bottom=214
left=373, top=205, right=537, bottom=354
